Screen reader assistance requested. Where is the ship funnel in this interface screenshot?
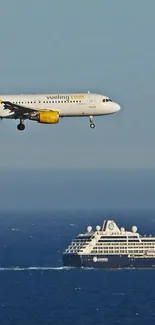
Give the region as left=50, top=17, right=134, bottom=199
left=102, top=220, right=120, bottom=233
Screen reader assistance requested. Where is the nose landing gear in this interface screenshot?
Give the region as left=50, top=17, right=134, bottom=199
left=89, top=115, right=95, bottom=129
left=17, top=119, right=25, bottom=131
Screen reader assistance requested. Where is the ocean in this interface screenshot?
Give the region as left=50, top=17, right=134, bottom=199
left=0, top=210, right=155, bottom=324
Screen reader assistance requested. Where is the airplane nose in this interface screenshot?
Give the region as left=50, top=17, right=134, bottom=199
left=116, top=103, right=121, bottom=111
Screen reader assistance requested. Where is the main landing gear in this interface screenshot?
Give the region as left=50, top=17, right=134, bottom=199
left=89, top=115, right=95, bottom=129
left=17, top=119, right=25, bottom=131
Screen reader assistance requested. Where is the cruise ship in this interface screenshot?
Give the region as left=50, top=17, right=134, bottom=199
left=62, top=220, right=155, bottom=268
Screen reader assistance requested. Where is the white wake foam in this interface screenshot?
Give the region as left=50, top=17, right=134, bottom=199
left=0, top=266, right=72, bottom=271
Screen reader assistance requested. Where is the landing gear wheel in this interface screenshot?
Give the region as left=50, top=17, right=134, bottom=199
left=89, top=115, right=95, bottom=129
left=17, top=123, right=25, bottom=131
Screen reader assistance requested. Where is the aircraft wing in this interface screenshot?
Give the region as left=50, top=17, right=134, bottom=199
left=0, top=101, right=38, bottom=118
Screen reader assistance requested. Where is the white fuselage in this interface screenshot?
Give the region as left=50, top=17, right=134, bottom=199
left=0, top=93, right=120, bottom=118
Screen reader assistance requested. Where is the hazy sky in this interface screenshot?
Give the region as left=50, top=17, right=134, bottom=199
left=0, top=0, right=155, bottom=170
left=1, top=170, right=155, bottom=211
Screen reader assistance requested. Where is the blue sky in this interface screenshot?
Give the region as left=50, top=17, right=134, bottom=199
left=1, top=170, right=155, bottom=211
left=0, top=0, right=155, bottom=170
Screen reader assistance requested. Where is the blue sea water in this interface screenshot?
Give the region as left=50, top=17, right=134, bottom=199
left=0, top=210, right=155, bottom=325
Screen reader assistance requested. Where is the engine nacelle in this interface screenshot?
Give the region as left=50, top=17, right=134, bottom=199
left=38, top=111, right=59, bottom=124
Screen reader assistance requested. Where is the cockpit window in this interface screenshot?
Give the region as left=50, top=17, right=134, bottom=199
left=103, top=98, right=112, bottom=102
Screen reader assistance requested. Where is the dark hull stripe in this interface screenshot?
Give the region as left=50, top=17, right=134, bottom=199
left=63, top=254, right=155, bottom=269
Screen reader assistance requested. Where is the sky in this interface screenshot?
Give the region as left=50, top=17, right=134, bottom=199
left=0, top=0, right=154, bottom=171
left=0, top=0, right=155, bottom=210
left=1, top=169, right=155, bottom=211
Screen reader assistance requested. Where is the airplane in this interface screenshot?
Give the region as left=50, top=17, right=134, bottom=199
left=0, top=92, right=121, bottom=131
